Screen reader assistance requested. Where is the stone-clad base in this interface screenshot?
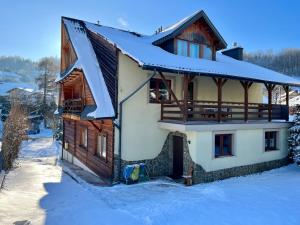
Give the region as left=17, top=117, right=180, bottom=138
left=114, top=131, right=290, bottom=184
left=113, top=134, right=172, bottom=182
left=192, top=157, right=290, bottom=184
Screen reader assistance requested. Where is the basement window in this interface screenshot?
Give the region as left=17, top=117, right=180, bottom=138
left=215, top=134, right=233, bottom=158
left=265, top=131, right=278, bottom=151
left=149, top=78, right=171, bottom=103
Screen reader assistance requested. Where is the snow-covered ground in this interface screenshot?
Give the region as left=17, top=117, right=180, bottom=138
left=1, top=138, right=300, bottom=225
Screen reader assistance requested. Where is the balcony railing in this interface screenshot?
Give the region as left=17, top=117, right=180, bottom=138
left=161, top=100, right=289, bottom=123
left=63, top=98, right=83, bottom=114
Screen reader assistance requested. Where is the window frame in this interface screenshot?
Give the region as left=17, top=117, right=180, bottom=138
left=79, top=127, right=88, bottom=149
left=96, top=132, right=108, bottom=161
left=264, top=130, right=279, bottom=151
left=214, top=133, right=234, bottom=158
left=175, top=38, right=212, bottom=59
left=149, top=78, right=172, bottom=104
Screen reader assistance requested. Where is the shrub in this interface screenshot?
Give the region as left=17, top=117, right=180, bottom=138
left=1, top=104, right=28, bottom=170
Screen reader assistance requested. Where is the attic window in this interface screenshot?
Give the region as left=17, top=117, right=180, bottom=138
left=176, top=39, right=212, bottom=60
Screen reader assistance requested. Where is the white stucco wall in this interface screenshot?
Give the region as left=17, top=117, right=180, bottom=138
left=115, top=54, right=169, bottom=161
left=115, top=53, right=273, bottom=169
left=186, top=126, right=288, bottom=172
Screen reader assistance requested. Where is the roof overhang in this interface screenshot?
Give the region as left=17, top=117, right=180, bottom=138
left=141, top=64, right=300, bottom=87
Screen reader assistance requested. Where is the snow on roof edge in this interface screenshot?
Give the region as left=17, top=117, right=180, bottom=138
left=60, top=18, right=115, bottom=119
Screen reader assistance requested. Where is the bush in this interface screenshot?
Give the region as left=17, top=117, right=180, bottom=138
left=1, top=104, right=28, bottom=170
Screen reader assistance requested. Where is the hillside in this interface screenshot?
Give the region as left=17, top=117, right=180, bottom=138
left=244, top=48, right=300, bottom=77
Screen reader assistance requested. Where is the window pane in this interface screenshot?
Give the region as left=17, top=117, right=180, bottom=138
left=177, top=40, right=188, bottom=56
left=265, top=131, right=277, bottom=150
left=158, top=81, right=169, bottom=101
left=215, top=135, right=221, bottom=157
left=84, top=129, right=87, bottom=147
left=189, top=43, right=200, bottom=58
left=81, top=128, right=87, bottom=147
left=202, top=45, right=212, bottom=60
left=223, top=134, right=232, bottom=155
left=102, top=136, right=107, bottom=158
left=97, top=135, right=101, bottom=157
left=149, top=79, right=157, bottom=102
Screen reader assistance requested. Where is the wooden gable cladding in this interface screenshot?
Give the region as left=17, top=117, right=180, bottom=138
left=63, top=118, right=114, bottom=179
left=86, top=29, right=118, bottom=112
left=60, top=71, right=95, bottom=106
left=177, top=19, right=215, bottom=47
left=61, top=22, right=77, bottom=73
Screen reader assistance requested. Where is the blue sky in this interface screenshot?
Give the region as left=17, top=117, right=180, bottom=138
left=0, top=0, right=299, bottom=60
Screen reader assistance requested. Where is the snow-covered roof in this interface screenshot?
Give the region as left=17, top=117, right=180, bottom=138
left=146, top=10, right=227, bottom=49
left=57, top=18, right=115, bottom=119
left=85, top=22, right=300, bottom=86
left=0, top=82, right=36, bottom=96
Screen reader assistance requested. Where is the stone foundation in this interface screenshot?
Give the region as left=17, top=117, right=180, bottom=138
left=192, top=157, right=290, bottom=184
left=114, top=131, right=290, bottom=184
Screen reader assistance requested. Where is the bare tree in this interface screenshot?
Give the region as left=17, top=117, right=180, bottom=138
left=36, top=57, right=59, bottom=128
left=1, top=93, right=28, bottom=170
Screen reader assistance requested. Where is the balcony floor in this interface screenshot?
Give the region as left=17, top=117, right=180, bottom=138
left=158, top=119, right=292, bottom=132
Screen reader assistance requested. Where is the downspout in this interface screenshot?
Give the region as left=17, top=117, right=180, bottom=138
left=115, top=70, right=157, bottom=181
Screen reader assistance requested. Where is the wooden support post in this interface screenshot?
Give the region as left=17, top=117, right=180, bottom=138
left=264, top=83, right=276, bottom=122
left=213, top=77, right=227, bottom=122
left=183, top=75, right=189, bottom=122
left=240, top=81, right=253, bottom=121
left=283, top=85, right=289, bottom=106
left=283, top=85, right=289, bottom=121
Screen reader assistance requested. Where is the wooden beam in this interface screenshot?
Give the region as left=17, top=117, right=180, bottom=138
left=213, top=78, right=227, bottom=122
left=240, top=81, right=253, bottom=121
left=264, top=83, right=276, bottom=122
left=88, top=120, right=103, bottom=133
left=188, top=75, right=196, bottom=83
left=159, top=72, right=184, bottom=113
left=183, top=75, right=190, bottom=122
left=283, top=85, right=289, bottom=121
left=283, top=85, right=289, bottom=106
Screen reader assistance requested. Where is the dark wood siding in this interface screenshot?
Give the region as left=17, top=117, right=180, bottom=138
left=86, top=30, right=118, bottom=112
left=63, top=118, right=114, bottom=179
left=159, top=39, right=175, bottom=54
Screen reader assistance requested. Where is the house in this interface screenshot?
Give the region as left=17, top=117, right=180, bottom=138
left=56, top=10, right=300, bottom=184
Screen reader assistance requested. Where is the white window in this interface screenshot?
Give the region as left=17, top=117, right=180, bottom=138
left=80, top=128, right=87, bottom=148
left=97, top=134, right=107, bottom=159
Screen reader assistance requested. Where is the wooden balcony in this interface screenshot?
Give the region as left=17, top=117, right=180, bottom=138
left=63, top=98, right=83, bottom=114
left=161, top=100, right=289, bottom=123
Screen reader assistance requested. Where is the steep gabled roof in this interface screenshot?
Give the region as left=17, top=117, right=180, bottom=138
left=148, top=10, right=227, bottom=50
left=57, top=17, right=115, bottom=119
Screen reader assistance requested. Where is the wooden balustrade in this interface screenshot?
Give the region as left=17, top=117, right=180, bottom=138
left=161, top=100, right=289, bottom=122
left=63, top=98, right=83, bottom=114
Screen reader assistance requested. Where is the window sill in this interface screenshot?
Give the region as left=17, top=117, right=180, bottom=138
left=79, top=145, right=88, bottom=150
left=214, top=154, right=235, bottom=159
left=94, top=154, right=108, bottom=163
left=265, top=148, right=279, bottom=152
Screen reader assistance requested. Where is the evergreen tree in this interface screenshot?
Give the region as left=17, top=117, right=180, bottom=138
left=288, top=105, right=300, bottom=164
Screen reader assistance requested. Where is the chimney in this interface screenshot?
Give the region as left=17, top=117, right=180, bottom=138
left=222, top=43, right=243, bottom=60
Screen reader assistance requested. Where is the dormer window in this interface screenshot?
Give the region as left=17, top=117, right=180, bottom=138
left=177, top=40, right=188, bottom=56
left=176, top=39, right=213, bottom=60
